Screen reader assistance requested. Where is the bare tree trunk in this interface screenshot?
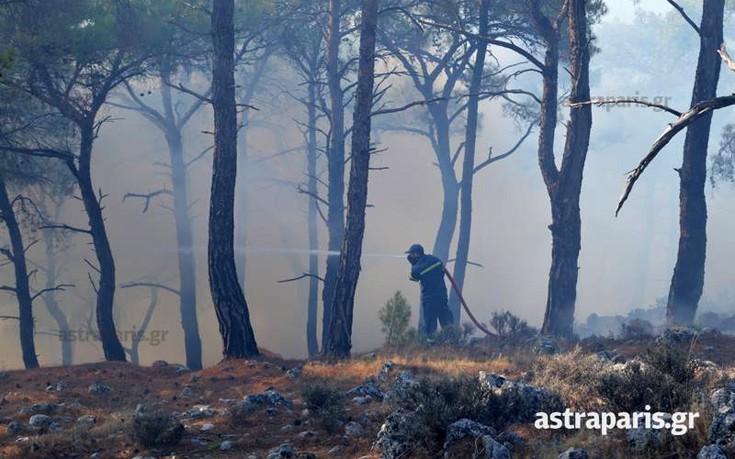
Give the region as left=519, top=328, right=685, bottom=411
left=667, top=0, right=724, bottom=326
left=306, top=77, right=320, bottom=357
left=127, top=287, right=159, bottom=365
left=449, top=0, right=489, bottom=324
left=41, top=198, right=73, bottom=366
left=0, top=179, right=39, bottom=368
left=430, top=107, right=459, bottom=267
left=164, top=122, right=203, bottom=370
left=325, top=0, right=378, bottom=358
left=78, top=125, right=126, bottom=361
left=209, top=0, right=259, bottom=358
left=322, top=0, right=346, bottom=352
left=538, top=0, right=592, bottom=339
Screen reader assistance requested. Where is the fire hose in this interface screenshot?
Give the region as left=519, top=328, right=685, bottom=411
left=443, top=267, right=498, bottom=338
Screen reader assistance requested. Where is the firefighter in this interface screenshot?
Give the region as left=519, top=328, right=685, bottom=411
left=405, top=243, right=454, bottom=336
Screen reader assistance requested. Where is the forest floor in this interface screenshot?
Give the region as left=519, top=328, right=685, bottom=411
left=1, top=331, right=735, bottom=459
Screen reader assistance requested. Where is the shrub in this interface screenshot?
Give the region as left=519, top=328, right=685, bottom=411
left=489, top=310, right=537, bottom=343
left=301, top=378, right=346, bottom=432
left=379, top=291, right=412, bottom=345
left=597, top=343, right=698, bottom=413
left=132, top=409, right=184, bottom=447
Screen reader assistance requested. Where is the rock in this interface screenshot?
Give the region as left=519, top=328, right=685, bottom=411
left=708, top=411, right=735, bottom=443
left=301, top=408, right=310, bottom=417
left=48, top=422, right=62, bottom=432
left=0, top=371, right=8, bottom=379
left=347, top=380, right=385, bottom=400
left=533, top=336, right=558, bottom=355
left=378, top=361, right=396, bottom=382
left=478, top=371, right=561, bottom=421
left=328, top=445, right=344, bottom=456
left=711, top=383, right=735, bottom=414
left=201, top=423, right=215, bottom=432
left=345, top=421, right=365, bottom=437
left=559, top=447, right=589, bottom=459
left=131, top=456, right=156, bottom=459
left=244, top=389, right=292, bottom=407
left=189, top=374, right=200, bottom=383
left=281, top=424, right=294, bottom=432
left=191, top=437, right=209, bottom=447
left=627, top=426, right=661, bottom=452
left=443, top=419, right=496, bottom=452
left=180, top=387, right=194, bottom=397
left=175, top=365, right=189, bottom=374
left=151, top=360, right=169, bottom=367
left=495, top=431, right=524, bottom=450
left=187, top=405, right=214, bottom=420
left=28, top=414, right=52, bottom=430
left=483, top=435, right=511, bottom=459
left=267, top=443, right=295, bottom=459
left=88, top=382, right=111, bottom=395
left=220, top=440, right=234, bottom=451
left=6, top=421, right=24, bottom=435
left=374, top=409, right=418, bottom=459
left=297, top=430, right=318, bottom=440
left=384, top=371, right=419, bottom=403
left=352, top=395, right=373, bottom=405
left=698, top=444, right=728, bottom=459
left=19, top=403, right=58, bottom=415
left=266, top=407, right=279, bottom=417
left=286, top=367, right=302, bottom=380
left=77, top=415, right=96, bottom=425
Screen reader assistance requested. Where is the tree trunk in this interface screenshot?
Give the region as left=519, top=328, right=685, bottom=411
left=209, top=0, right=259, bottom=358
left=539, top=0, right=592, bottom=339
left=78, top=125, right=126, bottom=361
left=667, top=0, right=724, bottom=326
left=41, top=199, right=73, bottom=366
left=306, top=76, right=320, bottom=357
left=0, top=179, right=39, bottom=369
left=429, top=106, right=459, bottom=266
left=322, top=0, right=346, bottom=352
left=449, top=0, right=489, bottom=325
left=325, top=0, right=379, bottom=358
left=165, top=123, right=203, bottom=370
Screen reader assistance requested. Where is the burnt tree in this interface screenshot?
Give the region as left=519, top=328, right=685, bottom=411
left=325, top=0, right=379, bottom=358
left=667, top=0, right=724, bottom=326
left=209, top=0, right=259, bottom=358
left=536, top=0, right=592, bottom=338
left=0, top=178, right=38, bottom=368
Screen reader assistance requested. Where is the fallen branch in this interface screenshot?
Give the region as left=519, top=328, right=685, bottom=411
left=569, top=98, right=682, bottom=117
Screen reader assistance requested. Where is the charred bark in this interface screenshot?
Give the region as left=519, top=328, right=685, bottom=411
left=449, top=0, right=489, bottom=324
left=325, top=0, right=379, bottom=358
left=538, top=0, right=592, bottom=339
left=0, top=179, right=39, bottom=369
left=209, top=0, right=259, bottom=358
left=322, top=0, right=346, bottom=352
left=667, top=0, right=724, bottom=326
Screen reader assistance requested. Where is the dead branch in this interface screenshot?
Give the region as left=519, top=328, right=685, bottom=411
left=123, top=189, right=173, bottom=213
left=31, top=284, right=74, bottom=302
left=277, top=273, right=325, bottom=283
left=569, top=98, right=682, bottom=117
left=666, top=0, right=701, bottom=35
left=0, top=315, right=19, bottom=320
left=120, top=281, right=181, bottom=297
left=39, top=224, right=92, bottom=235
left=371, top=97, right=446, bottom=116
left=718, top=43, right=735, bottom=73
left=616, top=94, right=735, bottom=216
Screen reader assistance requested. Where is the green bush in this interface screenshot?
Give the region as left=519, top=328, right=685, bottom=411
left=379, top=291, right=412, bottom=345
left=301, top=378, right=346, bottom=432
left=489, top=310, right=537, bottom=343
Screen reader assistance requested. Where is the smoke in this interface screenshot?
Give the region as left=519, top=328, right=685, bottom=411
left=2, top=2, right=735, bottom=369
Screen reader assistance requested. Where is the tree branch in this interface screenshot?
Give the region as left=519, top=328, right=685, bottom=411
left=277, top=273, right=325, bottom=283
left=371, top=97, right=446, bottom=116
left=122, top=189, right=173, bottom=213
left=616, top=94, right=735, bottom=215
left=569, top=98, right=682, bottom=116
left=120, top=282, right=181, bottom=297
left=31, top=284, right=74, bottom=302
left=666, top=0, right=701, bottom=35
